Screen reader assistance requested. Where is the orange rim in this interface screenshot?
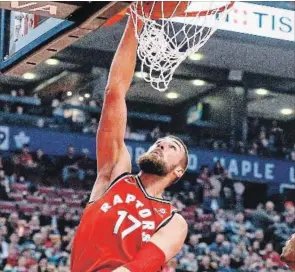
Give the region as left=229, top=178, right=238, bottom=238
left=104, top=1, right=235, bottom=26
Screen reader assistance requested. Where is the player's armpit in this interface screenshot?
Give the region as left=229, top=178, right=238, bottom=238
left=150, top=213, right=188, bottom=262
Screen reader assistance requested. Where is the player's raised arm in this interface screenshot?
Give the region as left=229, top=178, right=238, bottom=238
left=90, top=17, right=143, bottom=202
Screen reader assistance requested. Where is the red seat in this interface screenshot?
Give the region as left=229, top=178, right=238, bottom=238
left=66, top=199, right=81, bottom=208
left=76, top=190, right=88, bottom=198
left=47, top=198, right=62, bottom=205
left=19, top=205, right=35, bottom=214
left=11, top=183, right=28, bottom=192
left=57, top=189, right=75, bottom=198
left=27, top=196, right=43, bottom=204
left=0, top=201, right=16, bottom=212
left=9, top=193, right=23, bottom=201
left=38, top=186, right=56, bottom=195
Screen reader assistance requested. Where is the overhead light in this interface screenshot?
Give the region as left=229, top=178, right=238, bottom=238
left=79, top=96, right=84, bottom=102
left=192, top=79, right=206, bottom=86
left=134, top=71, right=148, bottom=79
left=280, top=108, right=293, bottom=115
left=84, top=93, right=90, bottom=98
left=166, top=92, right=179, bottom=99
left=45, top=58, right=60, bottom=66
left=22, top=72, right=36, bottom=80
left=67, top=91, right=72, bottom=96
left=255, top=88, right=269, bottom=96
left=188, top=53, right=204, bottom=61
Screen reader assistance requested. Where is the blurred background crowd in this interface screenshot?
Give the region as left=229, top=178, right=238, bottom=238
left=0, top=138, right=294, bottom=271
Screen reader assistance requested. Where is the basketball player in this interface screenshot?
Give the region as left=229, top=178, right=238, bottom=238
left=70, top=16, right=188, bottom=272
left=281, top=234, right=295, bottom=271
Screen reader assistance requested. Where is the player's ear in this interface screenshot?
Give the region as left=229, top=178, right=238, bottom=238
left=173, top=166, right=184, bottom=179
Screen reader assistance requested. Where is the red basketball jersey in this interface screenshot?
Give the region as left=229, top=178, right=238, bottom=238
left=71, top=173, right=177, bottom=272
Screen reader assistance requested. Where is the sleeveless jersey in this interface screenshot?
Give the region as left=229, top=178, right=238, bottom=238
left=71, top=173, right=177, bottom=272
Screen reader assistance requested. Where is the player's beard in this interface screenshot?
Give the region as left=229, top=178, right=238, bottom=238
left=137, top=153, right=169, bottom=176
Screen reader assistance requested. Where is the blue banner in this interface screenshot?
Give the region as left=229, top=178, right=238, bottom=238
left=0, top=125, right=294, bottom=184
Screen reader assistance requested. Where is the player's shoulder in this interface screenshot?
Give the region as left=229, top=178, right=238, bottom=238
left=160, top=212, right=188, bottom=234
left=171, top=213, right=188, bottom=229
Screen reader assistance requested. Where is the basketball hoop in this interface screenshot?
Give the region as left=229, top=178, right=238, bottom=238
left=129, top=1, right=235, bottom=92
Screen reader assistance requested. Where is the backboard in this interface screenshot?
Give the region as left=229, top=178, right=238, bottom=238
left=0, top=1, right=131, bottom=75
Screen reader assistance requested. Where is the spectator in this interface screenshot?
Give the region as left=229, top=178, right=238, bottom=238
left=230, top=226, right=250, bottom=247
left=18, top=89, right=25, bottom=97
left=17, top=144, right=37, bottom=169
left=10, top=90, right=17, bottom=97
left=265, top=201, right=277, bottom=217
left=198, top=255, right=216, bottom=272
left=77, top=148, right=96, bottom=181
left=21, top=248, right=37, bottom=269
left=230, top=248, right=244, bottom=270
left=217, top=254, right=234, bottom=272
left=209, top=234, right=231, bottom=257
left=248, top=142, right=260, bottom=156
left=288, top=149, right=295, bottom=161
left=212, top=160, right=228, bottom=181
left=7, top=212, right=19, bottom=236
left=187, top=234, right=201, bottom=256
left=4, top=255, right=27, bottom=271
left=0, top=153, right=6, bottom=169
left=250, top=229, right=266, bottom=250
left=226, top=212, right=254, bottom=235
left=258, top=131, right=270, bottom=156
left=196, top=166, right=214, bottom=211
left=248, top=118, right=261, bottom=141
left=0, top=229, right=9, bottom=264
left=16, top=106, right=24, bottom=115
left=179, top=252, right=198, bottom=271
left=269, top=120, right=284, bottom=157
left=33, top=149, right=52, bottom=179
left=60, top=146, right=83, bottom=183
left=0, top=169, right=10, bottom=197
left=149, top=125, right=162, bottom=140
left=35, top=254, right=49, bottom=272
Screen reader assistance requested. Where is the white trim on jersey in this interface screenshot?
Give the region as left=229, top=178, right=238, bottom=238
left=135, top=175, right=171, bottom=204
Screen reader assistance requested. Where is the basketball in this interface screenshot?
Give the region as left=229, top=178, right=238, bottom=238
left=136, top=1, right=188, bottom=19
left=104, top=1, right=188, bottom=26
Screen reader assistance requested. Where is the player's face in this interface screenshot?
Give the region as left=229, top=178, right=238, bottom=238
left=138, top=137, right=185, bottom=178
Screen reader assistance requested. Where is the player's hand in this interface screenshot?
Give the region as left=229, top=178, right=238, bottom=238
left=281, top=234, right=295, bottom=271
left=112, top=267, right=130, bottom=272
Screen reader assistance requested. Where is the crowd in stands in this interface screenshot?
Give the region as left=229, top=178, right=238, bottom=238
left=0, top=142, right=293, bottom=271
left=1, top=88, right=295, bottom=162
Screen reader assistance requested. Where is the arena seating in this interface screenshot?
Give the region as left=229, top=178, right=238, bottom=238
left=0, top=149, right=293, bottom=272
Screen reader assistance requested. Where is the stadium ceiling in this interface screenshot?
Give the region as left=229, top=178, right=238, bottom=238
left=0, top=10, right=295, bottom=120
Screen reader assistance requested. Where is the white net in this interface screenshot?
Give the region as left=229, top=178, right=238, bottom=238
left=129, top=1, right=234, bottom=92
